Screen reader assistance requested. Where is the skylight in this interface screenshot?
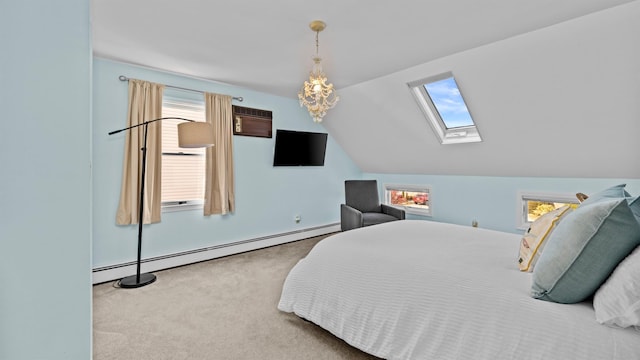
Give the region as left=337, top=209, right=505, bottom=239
left=408, top=72, right=481, bottom=144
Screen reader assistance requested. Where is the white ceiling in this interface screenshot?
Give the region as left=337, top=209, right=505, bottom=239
left=92, top=0, right=634, bottom=99
left=92, top=0, right=640, bottom=179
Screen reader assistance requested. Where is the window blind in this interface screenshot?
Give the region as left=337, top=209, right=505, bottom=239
left=161, top=99, right=206, bottom=204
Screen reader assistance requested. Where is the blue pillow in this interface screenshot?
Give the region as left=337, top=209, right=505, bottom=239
left=628, top=196, right=640, bottom=225
left=531, top=198, right=640, bottom=304
left=580, top=184, right=630, bottom=206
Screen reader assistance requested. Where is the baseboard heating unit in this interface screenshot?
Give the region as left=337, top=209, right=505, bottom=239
left=92, top=223, right=340, bottom=284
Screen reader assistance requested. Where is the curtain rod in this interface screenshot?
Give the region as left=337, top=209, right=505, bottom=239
left=118, top=75, right=243, bottom=102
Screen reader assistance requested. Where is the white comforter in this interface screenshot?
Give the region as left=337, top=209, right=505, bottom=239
left=278, top=220, right=640, bottom=360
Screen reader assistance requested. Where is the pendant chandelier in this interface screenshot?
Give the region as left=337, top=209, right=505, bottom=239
left=298, top=20, right=339, bottom=123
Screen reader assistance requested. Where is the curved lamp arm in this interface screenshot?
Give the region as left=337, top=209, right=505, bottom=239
left=108, top=117, right=194, bottom=135
left=109, top=117, right=214, bottom=148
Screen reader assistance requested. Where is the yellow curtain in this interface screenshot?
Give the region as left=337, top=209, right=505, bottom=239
left=115, top=79, right=164, bottom=225
left=204, top=92, right=235, bottom=215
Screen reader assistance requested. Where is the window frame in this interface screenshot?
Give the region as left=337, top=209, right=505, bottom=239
left=383, top=183, right=432, bottom=217
left=160, top=96, right=207, bottom=212
left=408, top=72, right=481, bottom=144
left=516, top=191, right=579, bottom=230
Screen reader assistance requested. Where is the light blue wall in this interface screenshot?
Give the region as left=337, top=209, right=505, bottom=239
left=0, top=1, right=92, bottom=359
left=92, top=58, right=362, bottom=268
left=368, top=173, right=640, bottom=234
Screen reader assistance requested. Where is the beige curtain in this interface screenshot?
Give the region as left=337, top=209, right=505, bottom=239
left=204, top=92, right=235, bottom=215
left=115, top=79, right=165, bottom=225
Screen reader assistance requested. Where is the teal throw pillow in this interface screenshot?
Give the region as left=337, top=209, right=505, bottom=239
left=580, top=184, right=630, bottom=206
left=628, top=196, right=640, bottom=225
left=531, top=198, right=640, bottom=304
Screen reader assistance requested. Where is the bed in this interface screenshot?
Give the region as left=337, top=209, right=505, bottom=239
left=278, top=219, right=640, bottom=360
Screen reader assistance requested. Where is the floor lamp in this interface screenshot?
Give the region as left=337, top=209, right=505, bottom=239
left=109, top=117, right=214, bottom=288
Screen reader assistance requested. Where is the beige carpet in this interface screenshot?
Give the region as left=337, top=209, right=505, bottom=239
left=93, top=235, right=381, bottom=360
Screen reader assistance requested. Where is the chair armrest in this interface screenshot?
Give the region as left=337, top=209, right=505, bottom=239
left=341, top=204, right=363, bottom=231
left=381, top=204, right=406, bottom=220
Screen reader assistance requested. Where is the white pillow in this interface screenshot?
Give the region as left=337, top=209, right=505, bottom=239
left=593, top=245, right=640, bottom=328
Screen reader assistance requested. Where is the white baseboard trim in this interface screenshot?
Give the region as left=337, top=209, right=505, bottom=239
left=93, top=223, right=340, bottom=285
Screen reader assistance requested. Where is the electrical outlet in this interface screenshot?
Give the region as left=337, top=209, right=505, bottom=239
left=294, top=215, right=301, bottom=223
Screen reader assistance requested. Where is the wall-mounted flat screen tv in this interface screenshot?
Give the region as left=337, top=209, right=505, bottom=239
left=273, top=129, right=328, bottom=166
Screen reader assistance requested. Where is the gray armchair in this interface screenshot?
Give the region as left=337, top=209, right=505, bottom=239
left=341, top=180, right=405, bottom=231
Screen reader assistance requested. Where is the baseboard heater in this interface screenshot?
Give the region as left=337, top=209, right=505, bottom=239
left=92, top=223, right=340, bottom=284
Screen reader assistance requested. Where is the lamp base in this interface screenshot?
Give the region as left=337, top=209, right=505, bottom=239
left=118, top=273, right=157, bottom=288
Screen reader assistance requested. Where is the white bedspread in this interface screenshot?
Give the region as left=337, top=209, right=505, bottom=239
left=278, top=220, right=640, bottom=360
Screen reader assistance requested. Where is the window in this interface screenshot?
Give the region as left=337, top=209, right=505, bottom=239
left=383, top=183, right=432, bottom=216
left=408, top=72, right=481, bottom=144
left=161, top=98, right=206, bottom=211
left=517, top=191, right=580, bottom=230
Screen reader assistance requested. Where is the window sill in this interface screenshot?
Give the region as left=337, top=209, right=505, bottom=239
left=162, top=201, right=204, bottom=213
left=400, top=205, right=432, bottom=217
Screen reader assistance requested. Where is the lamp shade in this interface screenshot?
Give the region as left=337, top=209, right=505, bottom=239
left=177, top=121, right=214, bottom=148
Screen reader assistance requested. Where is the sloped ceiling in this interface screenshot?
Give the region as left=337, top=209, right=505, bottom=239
left=323, top=1, right=640, bottom=178
left=92, top=0, right=639, bottom=178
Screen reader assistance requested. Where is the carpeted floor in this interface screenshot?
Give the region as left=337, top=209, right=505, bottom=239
left=93, top=235, right=381, bottom=360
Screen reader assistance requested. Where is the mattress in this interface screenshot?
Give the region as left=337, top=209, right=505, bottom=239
left=278, top=220, right=640, bottom=360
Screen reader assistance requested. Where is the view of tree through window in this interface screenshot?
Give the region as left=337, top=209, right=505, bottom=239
left=390, top=190, right=429, bottom=211
left=526, top=200, right=578, bottom=222
left=384, top=184, right=432, bottom=216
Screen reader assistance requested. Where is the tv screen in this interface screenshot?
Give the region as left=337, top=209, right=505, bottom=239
left=273, top=129, right=328, bottom=166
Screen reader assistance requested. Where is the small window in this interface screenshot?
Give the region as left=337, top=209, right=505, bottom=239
left=517, top=191, right=580, bottom=230
left=408, top=72, right=481, bottom=144
left=383, top=183, right=432, bottom=216
left=161, top=98, right=206, bottom=211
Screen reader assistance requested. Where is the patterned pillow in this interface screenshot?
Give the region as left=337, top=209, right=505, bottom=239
left=531, top=198, right=640, bottom=304
left=518, top=206, right=571, bottom=272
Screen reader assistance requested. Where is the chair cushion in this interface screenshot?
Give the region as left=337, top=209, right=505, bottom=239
left=345, top=180, right=381, bottom=213
left=363, top=212, right=399, bottom=227
left=531, top=198, right=640, bottom=303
